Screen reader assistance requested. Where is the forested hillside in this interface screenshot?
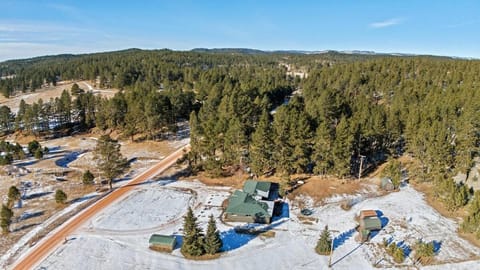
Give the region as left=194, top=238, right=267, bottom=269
left=0, top=50, right=479, bottom=182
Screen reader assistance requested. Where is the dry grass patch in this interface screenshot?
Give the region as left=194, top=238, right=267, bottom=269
left=458, top=232, right=480, bottom=250
left=289, top=176, right=365, bottom=203
left=298, top=216, right=318, bottom=225
left=193, top=172, right=249, bottom=188
left=181, top=251, right=221, bottom=260
left=260, top=230, right=276, bottom=238
left=412, top=181, right=468, bottom=220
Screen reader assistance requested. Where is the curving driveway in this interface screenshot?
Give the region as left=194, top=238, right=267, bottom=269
left=11, top=144, right=189, bottom=270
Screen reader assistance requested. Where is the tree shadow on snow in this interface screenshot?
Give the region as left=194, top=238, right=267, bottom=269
left=23, top=191, right=53, bottom=200
left=396, top=240, right=412, bottom=257
left=173, top=234, right=183, bottom=250
left=18, top=210, right=44, bottom=221
left=219, top=228, right=257, bottom=252
left=333, top=228, right=356, bottom=250
left=13, top=223, right=40, bottom=232
left=220, top=219, right=287, bottom=252
left=15, top=159, right=38, bottom=167
left=433, top=240, right=442, bottom=254
left=55, top=151, right=82, bottom=168
left=69, top=194, right=98, bottom=204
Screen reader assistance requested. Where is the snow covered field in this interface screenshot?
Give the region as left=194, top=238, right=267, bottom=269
left=35, top=180, right=480, bottom=270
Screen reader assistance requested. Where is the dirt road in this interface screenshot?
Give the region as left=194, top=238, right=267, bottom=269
left=11, top=144, right=189, bottom=270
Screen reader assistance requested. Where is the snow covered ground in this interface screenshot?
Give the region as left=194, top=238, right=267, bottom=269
left=34, top=181, right=480, bottom=270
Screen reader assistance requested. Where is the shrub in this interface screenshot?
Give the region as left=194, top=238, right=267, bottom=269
left=82, top=170, right=95, bottom=185
left=27, top=140, right=41, bottom=155
left=414, top=240, right=435, bottom=265
left=34, top=148, right=44, bottom=159
left=386, top=242, right=405, bottom=263
left=55, top=189, right=68, bottom=204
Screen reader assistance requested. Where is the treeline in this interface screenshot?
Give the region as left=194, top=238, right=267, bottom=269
left=0, top=49, right=297, bottom=97
left=189, top=57, right=480, bottom=180
left=0, top=49, right=394, bottom=98
left=0, top=84, right=195, bottom=139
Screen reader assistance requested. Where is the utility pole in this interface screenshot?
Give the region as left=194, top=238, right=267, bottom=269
left=358, top=155, right=365, bottom=179
left=328, top=229, right=339, bottom=268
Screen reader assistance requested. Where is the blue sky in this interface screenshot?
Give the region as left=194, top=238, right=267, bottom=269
left=1, top=0, right=479, bottom=61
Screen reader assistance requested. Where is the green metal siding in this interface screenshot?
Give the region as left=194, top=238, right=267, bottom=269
left=149, top=234, right=176, bottom=247
left=360, top=217, right=382, bottom=231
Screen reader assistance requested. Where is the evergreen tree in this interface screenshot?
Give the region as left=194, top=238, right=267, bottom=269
left=249, top=110, right=274, bottom=175
left=315, top=225, right=332, bottom=255
left=7, top=186, right=21, bottom=208
left=82, top=170, right=95, bottom=185
left=331, top=117, right=353, bottom=177
left=70, top=83, right=84, bottom=95
left=381, top=158, right=402, bottom=189
left=204, top=214, right=222, bottom=255
left=461, top=191, right=480, bottom=237
left=93, top=135, right=129, bottom=189
left=34, top=148, right=44, bottom=159
left=181, top=207, right=205, bottom=257
left=27, top=140, right=41, bottom=155
left=272, top=106, right=294, bottom=174
left=0, top=204, right=13, bottom=234
left=55, top=189, right=67, bottom=204
left=312, top=122, right=333, bottom=175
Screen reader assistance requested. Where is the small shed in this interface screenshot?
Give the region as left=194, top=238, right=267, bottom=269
left=360, top=217, right=382, bottom=231
left=381, top=177, right=395, bottom=191
left=149, top=234, right=176, bottom=252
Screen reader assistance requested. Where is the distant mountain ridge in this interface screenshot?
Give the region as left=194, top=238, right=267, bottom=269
left=190, top=48, right=435, bottom=57
left=0, top=47, right=475, bottom=65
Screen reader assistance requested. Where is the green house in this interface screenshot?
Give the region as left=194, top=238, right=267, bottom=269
left=224, top=190, right=273, bottom=224
left=149, top=234, right=176, bottom=252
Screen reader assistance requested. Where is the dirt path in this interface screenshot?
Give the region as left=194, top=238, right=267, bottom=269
left=10, top=144, right=190, bottom=270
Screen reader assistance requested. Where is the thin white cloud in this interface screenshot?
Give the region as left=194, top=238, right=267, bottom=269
left=0, top=20, right=85, bottom=33
left=370, top=18, right=403, bottom=29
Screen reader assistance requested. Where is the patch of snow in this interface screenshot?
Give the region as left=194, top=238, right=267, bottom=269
left=28, top=181, right=480, bottom=270
left=90, top=187, right=192, bottom=231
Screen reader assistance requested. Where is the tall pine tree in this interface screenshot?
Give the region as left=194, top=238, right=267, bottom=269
left=204, top=214, right=222, bottom=255
left=93, top=135, right=129, bottom=189
left=249, top=110, right=274, bottom=176
left=181, top=207, right=205, bottom=257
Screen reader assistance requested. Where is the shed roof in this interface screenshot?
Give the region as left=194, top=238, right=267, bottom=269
left=149, top=234, right=176, bottom=246
left=243, top=180, right=271, bottom=195
left=360, top=210, right=377, bottom=218
left=225, top=190, right=270, bottom=218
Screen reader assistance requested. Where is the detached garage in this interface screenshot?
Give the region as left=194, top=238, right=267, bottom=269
left=149, top=234, right=176, bottom=252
